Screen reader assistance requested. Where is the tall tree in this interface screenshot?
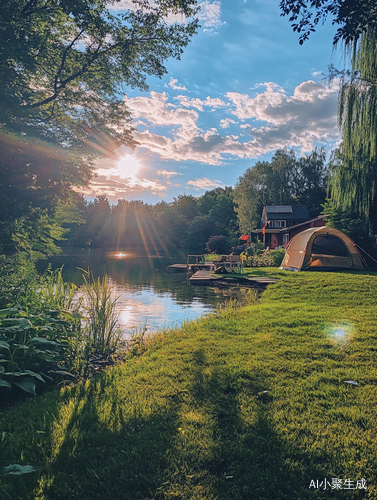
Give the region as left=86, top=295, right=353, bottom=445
left=0, top=0, right=199, bottom=254
left=328, top=29, right=377, bottom=232
left=234, top=148, right=328, bottom=234
left=0, top=0, right=199, bottom=145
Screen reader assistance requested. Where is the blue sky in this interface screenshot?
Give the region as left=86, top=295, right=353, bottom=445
left=82, top=0, right=344, bottom=203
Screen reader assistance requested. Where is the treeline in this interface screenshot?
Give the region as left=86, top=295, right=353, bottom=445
left=62, top=147, right=332, bottom=254
left=65, top=188, right=239, bottom=254
left=2, top=143, right=373, bottom=257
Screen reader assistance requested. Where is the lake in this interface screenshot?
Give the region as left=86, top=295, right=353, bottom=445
left=38, top=250, right=244, bottom=338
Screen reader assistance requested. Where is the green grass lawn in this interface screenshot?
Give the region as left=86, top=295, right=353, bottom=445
left=1, top=270, right=377, bottom=499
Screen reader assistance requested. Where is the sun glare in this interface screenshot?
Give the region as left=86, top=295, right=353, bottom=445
left=116, top=154, right=143, bottom=181
left=325, top=322, right=354, bottom=346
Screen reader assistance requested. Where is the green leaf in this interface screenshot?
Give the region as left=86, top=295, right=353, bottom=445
left=13, top=378, right=36, bottom=395
left=0, top=318, right=31, bottom=328
left=3, top=464, right=39, bottom=475
left=60, top=309, right=86, bottom=320
left=0, top=366, right=4, bottom=374
left=30, top=338, right=58, bottom=346
left=13, top=344, right=29, bottom=350
left=0, top=341, right=10, bottom=350
left=0, top=306, right=21, bottom=318
left=0, top=380, right=11, bottom=388
left=39, top=325, right=54, bottom=331
left=22, top=370, right=45, bottom=382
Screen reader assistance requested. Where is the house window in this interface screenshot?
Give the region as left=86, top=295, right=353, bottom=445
left=270, top=220, right=286, bottom=228
left=283, top=234, right=289, bottom=246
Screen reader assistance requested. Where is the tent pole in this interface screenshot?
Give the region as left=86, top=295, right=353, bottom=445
left=355, top=244, right=377, bottom=265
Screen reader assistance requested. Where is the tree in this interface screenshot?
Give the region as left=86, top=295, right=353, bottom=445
left=0, top=0, right=199, bottom=255
left=322, top=199, right=372, bottom=250
left=292, top=148, right=328, bottom=216
left=280, top=0, right=377, bottom=45
left=328, top=29, right=377, bottom=232
left=197, top=187, right=239, bottom=243
left=233, top=148, right=328, bottom=233
left=205, top=235, right=231, bottom=255
left=0, top=0, right=199, bottom=147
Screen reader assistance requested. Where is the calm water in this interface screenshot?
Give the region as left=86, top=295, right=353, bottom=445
left=38, top=250, right=243, bottom=337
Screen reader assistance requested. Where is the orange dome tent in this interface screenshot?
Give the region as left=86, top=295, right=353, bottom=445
left=280, top=226, right=367, bottom=271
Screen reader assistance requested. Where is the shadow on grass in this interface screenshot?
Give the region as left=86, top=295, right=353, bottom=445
left=1, top=372, right=181, bottom=500
left=1, top=348, right=368, bottom=500
left=185, top=347, right=362, bottom=500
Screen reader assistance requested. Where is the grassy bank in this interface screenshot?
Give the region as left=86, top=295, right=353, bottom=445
left=1, top=269, right=377, bottom=499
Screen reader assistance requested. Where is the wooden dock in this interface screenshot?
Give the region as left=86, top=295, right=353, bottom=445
left=189, top=270, right=280, bottom=287
left=189, top=269, right=221, bottom=285
left=166, top=263, right=215, bottom=274
left=166, top=264, right=188, bottom=273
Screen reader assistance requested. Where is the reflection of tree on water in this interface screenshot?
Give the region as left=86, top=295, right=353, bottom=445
left=37, top=251, right=244, bottom=333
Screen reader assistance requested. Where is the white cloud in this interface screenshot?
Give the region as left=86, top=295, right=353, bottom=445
left=156, top=169, right=181, bottom=178
left=78, top=174, right=167, bottom=200
left=187, top=177, right=223, bottom=190
left=127, top=91, right=198, bottom=128
left=226, top=79, right=340, bottom=152
left=175, top=94, right=227, bottom=111
left=220, top=118, right=237, bottom=128
left=198, top=1, right=225, bottom=32
left=125, top=79, right=339, bottom=165
left=108, top=0, right=223, bottom=31
left=166, top=78, right=187, bottom=90
left=107, top=0, right=136, bottom=11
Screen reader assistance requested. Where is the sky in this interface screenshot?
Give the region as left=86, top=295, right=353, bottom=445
left=81, top=0, right=345, bottom=204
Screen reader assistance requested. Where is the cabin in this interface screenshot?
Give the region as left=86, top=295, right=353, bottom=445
left=250, top=205, right=327, bottom=249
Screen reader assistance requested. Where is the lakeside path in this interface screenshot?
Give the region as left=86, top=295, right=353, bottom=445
left=1, top=269, right=377, bottom=499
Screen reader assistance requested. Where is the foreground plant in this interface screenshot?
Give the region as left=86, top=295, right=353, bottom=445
left=0, top=306, right=73, bottom=395
left=81, top=270, right=122, bottom=356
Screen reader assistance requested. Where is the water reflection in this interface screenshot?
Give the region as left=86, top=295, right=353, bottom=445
left=38, top=250, right=242, bottom=336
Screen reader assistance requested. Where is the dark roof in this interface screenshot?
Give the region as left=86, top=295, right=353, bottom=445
left=264, top=205, right=309, bottom=221
left=266, top=205, right=293, bottom=214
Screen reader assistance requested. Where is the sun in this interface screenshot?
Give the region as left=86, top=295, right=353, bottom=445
left=116, top=154, right=143, bottom=180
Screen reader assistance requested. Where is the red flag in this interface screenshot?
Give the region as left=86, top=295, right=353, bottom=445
left=262, top=225, right=266, bottom=235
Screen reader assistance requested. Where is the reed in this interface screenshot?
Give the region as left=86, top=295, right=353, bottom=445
left=40, top=267, right=77, bottom=310
left=81, top=271, right=122, bottom=355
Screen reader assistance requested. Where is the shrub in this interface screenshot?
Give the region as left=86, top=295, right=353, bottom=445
left=268, top=248, right=286, bottom=267
left=240, top=244, right=286, bottom=268
left=0, top=306, right=75, bottom=395
left=205, top=235, right=231, bottom=254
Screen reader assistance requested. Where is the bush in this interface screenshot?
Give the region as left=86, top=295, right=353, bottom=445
left=269, top=248, right=286, bottom=267
left=205, top=235, right=231, bottom=254
left=240, top=246, right=285, bottom=267
left=0, top=258, right=124, bottom=397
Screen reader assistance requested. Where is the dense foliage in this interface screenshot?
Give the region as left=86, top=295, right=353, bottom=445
left=0, top=0, right=198, bottom=141
left=0, top=0, right=199, bottom=256
left=0, top=257, right=127, bottom=398
left=233, top=148, right=328, bottom=233
left=280, top=0, right=377, bottom=45
left=65, top=187, right=239, bottom=254
left=329, top=29, right=377, bottom=233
